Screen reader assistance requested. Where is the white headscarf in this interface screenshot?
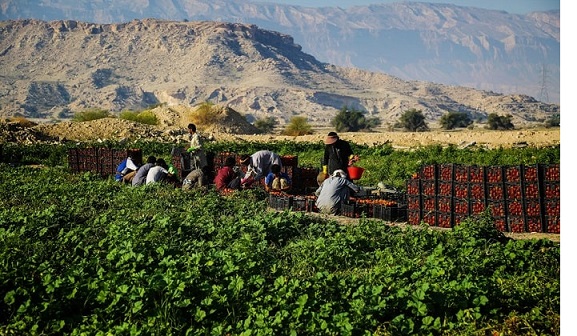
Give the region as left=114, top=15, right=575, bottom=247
left=332, top=169, right=347, bottom=178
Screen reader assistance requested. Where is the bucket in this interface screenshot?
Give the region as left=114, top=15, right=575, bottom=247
left=347, top=166, right=365, bottom=180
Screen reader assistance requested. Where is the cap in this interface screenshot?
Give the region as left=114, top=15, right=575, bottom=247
left=324, top=132, right=339, bottom=145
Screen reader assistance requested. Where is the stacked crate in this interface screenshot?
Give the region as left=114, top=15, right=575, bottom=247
left=68, top=148, right=142, bottom=178
left=407, top=163, right=560, bottom=233
left=542, top=165, right=560, bottom=233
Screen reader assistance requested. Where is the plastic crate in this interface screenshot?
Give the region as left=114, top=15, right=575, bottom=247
left=437, top=196, right=452, bottom=213
left=436, top=212, right=452, bottom=228
left=437, top=180, right=453, bottom=196
left=487, top=183, right=505, bottom=200
left=544, top=182, right=560, bottom=199
left=291, top=197, right=307, bottom=211
left=493, top=217, right=508, bottom=232
left=421, top=180, right=436, bottom=196
left=508, top=216, right=526, bottom=233
left=523, top=182, right=540, bottom=199
left=486, top=166, right=504, bottom=184
left=542, top=164, right=560, bottom=182
left=544, top=199, right=560, bottom=217
left=469, top=166, right=484, bottom=183
left=545, top=216, right=560, bottom=233
left=505, top=183, right=522, bottom=200
left=505, top=166, right=522, bottom=183
left=487, top=200, right=506, bottom=218
left=469, top=182, right=485, bottom=199
left=406, top=179, right=420, bottom=195
left=407, top=209, right=420, bottom=225
left=407, top=195, right=421, bottom=210
left=373, top=204, right=401, bottom=222
left=523, top=165, right=539, bottom=182
left=454, top=165, right=469, bottom=182
left=506, top=199, right=524, bottom=216
left=268, top=194, right=292, bottom=210
left=438, top=163, right=455, bottom=181
left=470, top=199, right=485, bottom=215
left=420, top=164, right=437, bottom=180
left=454, top=182, right=468, bottom=199
left=340, top=201, right=358, bottom=218
left=422, top=211, right=436, bottom=226
left=453, top=198, right=469, bottom=215
left=526, top=216, right=543, bottom=233
left=280, top=155, right=298, bottom=167
left=453, top=213, right=468, bottom=226
left=422, top=195, right=436, bottom=212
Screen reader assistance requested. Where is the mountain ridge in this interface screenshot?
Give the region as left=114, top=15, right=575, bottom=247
left=0, top=0, right=560, bottom=103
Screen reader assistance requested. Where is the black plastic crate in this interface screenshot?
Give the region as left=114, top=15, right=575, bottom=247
left=436, top=212, right=452, bottom=228
left=487, top=183, right=505, bottom=200
left=406, top=179, right=420, bottom=196
left=469, top=166, right=484, bottom=183
left=453, top=198, right=469, bottom=215
left=421, top=210, right=436, bottom=226
left=493, top=217, right=508, bottom=232
left=544, top=199, right=560, bottom=217
left=407, top=209, right=420, bottom=225
left=469, top=182, right=485, bottom=200
left=487, top=200, right=506, bottom=218
left=454, top=165, right=469, bottom=182
left=545, top=215, right=560, bottom=233
left=422, top=195, right=436, bottom=212
left=421, top=180, right=436, bottom=196
left=505, top=165, right=522, bottom=183
left=340, top=201, right=359, bottom=218
left=526, top=216, right=544, bottom=233
left=454, top=182, right=468, bottom=199
left=268, top=194, right=292, bottom=210
left=542, top=164, right=560, bottom=182
left=373, top=204, right=404, bottom=222
left=437, top=196, right=452, bottom=213
left=437, top=180, right=453, bottom=197
left=486, top=166, right=504, bottom=184
left=291, top=196, right=307, bottom=211
left=544, top=182, right=560, bottom=199
left=419, top=164, right=437, bottom=181
left=407, top=195, right=421, bottom=211
left=438, top=163, right=455, bottom=181
left=508, top=216, right=526, bottom=233
left=470, top=198, right=485, bottom=215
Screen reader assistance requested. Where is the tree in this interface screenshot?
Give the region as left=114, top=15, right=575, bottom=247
left=487, top=113, right=514, bottom=130
left=282, top=116, right=312, bottom=136
left=331, top=106, right=381, bottom=132
left=188, top=101, right=221, bottom=126
left=544, top=114, right=560, bottom=128
left=396, top=108, right=429, bottom=132
left=253, top=116, right=276, bottom=134
left=439, top=111, right=473, bottom=130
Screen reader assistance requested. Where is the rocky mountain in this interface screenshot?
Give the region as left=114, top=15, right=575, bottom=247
left=0, top=0, right=560, bottom=104
left=0, top=19, right=559, bottom=127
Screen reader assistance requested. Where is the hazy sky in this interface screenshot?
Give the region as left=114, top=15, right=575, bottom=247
left=254, top=0, right=560, bottom=14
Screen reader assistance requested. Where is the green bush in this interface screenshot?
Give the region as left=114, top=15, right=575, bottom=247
left=487, top=113, right=514, bottom=130
left=119, top=110, right=158, bottom=125
left=440, top=111, right=473, bottom=130
left=71, top=108, right=111, bottom=122
left=253, top=116, right=276, bottom=134
left=396, top=108, right=429, bottom=132
left=282, top=116, right=312, bottom=136
left=544, top=114, right=560, bottom=128
left=331, top=106, right=381, bottom=132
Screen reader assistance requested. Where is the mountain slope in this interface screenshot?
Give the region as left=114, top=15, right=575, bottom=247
left=0, top=0, right=560, bottom=103
left=0, top=19, right=559, bottom=127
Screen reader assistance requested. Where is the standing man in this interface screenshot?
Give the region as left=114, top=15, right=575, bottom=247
left=322, top=132, right=358, bottom=178
left=187, top=123, right=208, bottom=170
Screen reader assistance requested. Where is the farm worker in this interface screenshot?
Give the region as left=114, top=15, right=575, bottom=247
left=265, top=164, right=291, bottom=192
left=315, top=169, right=360, bottom=215
left=186, top=123, right=208, bottom=170
left=146, top=158, right=172, bottom=185
left=214, top=156, right=242, bottom=191
left=322, top=132, right=359, bottom=179
left=132, top=156, right=157, bottom=187
left=182, top=166, right=211, bottom=191
left=239, top=150, right=282, bottom=187
left=115, top=153, right=139, bottom=182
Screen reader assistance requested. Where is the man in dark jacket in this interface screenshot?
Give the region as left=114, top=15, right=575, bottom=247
left=322, top=132, right=356, bottom=177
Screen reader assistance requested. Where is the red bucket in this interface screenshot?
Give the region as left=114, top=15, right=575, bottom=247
left=347, top=166, right=365, bottom=180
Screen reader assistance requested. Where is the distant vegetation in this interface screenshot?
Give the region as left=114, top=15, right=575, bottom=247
left=396, top=108, right=429, bottom=132
left=282, top=116, right=312, bottom=136
left=188, top=101, right=223, bottom=126
left=118, top=110, right=158, bottom=126
left=544, top=114, right=560, bottom=128
left=331, top=106, right=381, bottom=132
left=439, top=111, right=473, bottom=130
left=71, top=108, right=111, bottom=122
left=253, top=116, right=276, bottom=134
left=487, top=113, right=515, bottom=130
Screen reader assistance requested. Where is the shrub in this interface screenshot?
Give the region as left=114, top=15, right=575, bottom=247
left=487, top=113, right=514, bottom=130
left=253, top=116, right=276, bottom=134
left=396, top=108, right=429, bottom=132
left=7, top=116, right=37, bottom=128
left=119, top=110, right=158, bottom=125
left=440, top=111, right=473, bottom=130
left=282, top=116, right=312, bottom=136
left=331, top=106, right=381, bottom=132
left=544, top=114, right=560, bottom=128
left=72, top=108, right=111, bottom=122
left=188, top=101, right=222, bottom=126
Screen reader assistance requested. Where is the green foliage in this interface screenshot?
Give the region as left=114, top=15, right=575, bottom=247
left=487, top=113, right=515, bottom=130
left=253, top=116, right=276, bottom=134
left=71, top=108, right=111, bottom=122
left=331, top=106, right=381, bottom=132
left=396, top=108, right=429, bottom=132
left=439, top=112, right=473, bottom=130
left=118, top=110, right=159, bottom=125
left=0, top=166, right=560, bottom=335
left=189, top=101, right=221, bottom=126
left=282, top=116, right=312, bottom=136
left=544, top=114, right=560, bottom=128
